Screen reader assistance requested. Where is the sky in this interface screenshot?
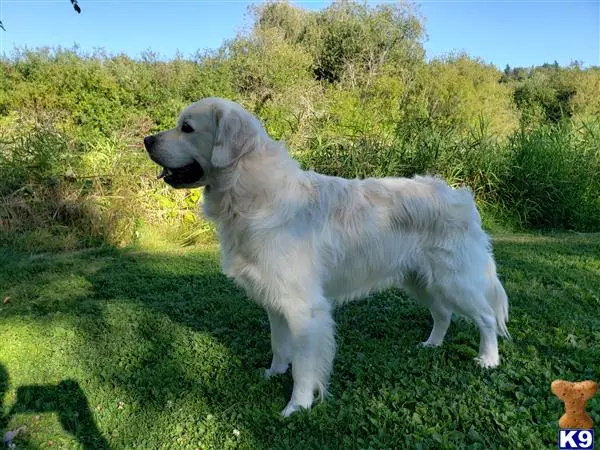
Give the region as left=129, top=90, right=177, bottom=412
left=0, top=0, right=598, bottom=69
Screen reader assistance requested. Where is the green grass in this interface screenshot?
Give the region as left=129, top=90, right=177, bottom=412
left=0, top=232, right=599, bottom=449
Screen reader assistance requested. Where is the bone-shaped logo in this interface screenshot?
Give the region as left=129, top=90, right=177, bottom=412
left=551, top=379, right=598, bottom=429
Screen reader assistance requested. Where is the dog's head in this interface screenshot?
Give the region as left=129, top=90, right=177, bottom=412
left=143, top=97, right=264, bottom=188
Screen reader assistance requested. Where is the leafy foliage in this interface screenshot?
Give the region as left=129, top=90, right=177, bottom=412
left=1, top=0, right=599, bottom=251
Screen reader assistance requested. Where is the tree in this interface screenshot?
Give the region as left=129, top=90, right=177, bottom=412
left=71, top=0, right=82, bottom=14
left=251, top=0, right=424, bottom=86
left=0, top=0, right=80, bottom=31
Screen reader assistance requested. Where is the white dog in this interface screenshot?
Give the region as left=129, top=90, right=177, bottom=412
left=143, top=97, right=510, bottom=417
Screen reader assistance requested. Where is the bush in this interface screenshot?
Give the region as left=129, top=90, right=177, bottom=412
left=497, top=122, right=600, bottom=230
left=1, top=1, right=599, bottom=251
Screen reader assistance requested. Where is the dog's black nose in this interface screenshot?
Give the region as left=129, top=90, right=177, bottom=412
left=143, top=135, right=156, bottom=152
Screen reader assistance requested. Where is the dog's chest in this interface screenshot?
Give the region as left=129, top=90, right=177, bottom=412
left=218, top=245, right=276, bottom=308
left=217, top=223, right=268, bottom=284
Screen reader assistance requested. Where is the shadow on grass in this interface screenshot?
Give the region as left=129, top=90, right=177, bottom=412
left=1, top=232, right=599, bottom=448
left=0, top=363, right=109, bottom=449
left=491, top=234, right=600, bottom=378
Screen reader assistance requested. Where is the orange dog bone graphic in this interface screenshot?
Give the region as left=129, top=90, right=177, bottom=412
left=551, top=379, right=598, bottom=429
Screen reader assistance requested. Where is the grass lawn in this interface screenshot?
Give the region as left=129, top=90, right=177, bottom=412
left=0, top=232, right=599, bottom=449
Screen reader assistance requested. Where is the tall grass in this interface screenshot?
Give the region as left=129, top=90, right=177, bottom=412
left=1, top=39, right=599, bottom=251
left=0, top=115, right=206, bottom=252
left=497, top=121, right=600, bottom=230
left=2, top=105, right=599, bottom=253
left=298, top=117, right=600, bottom=232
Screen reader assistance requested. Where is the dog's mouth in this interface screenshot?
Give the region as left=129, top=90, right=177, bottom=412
left=157, top=161, right=205, bottom=188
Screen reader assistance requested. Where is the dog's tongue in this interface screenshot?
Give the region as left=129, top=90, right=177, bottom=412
left=157, top=167, right=168, bottom=180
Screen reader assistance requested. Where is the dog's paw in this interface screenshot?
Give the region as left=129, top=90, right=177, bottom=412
left=263, top=368, right=281, bottom=380
left=419, top=340, right=441, bottom=348
left=263, top=364, right=289, bottom=379
left=281, top=401, right=307, bottom=417
left=474, top=355, right=499, bottom=369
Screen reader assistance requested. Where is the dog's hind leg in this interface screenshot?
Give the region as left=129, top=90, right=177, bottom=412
left=403, top=282, right=452, bottom=347
left=471, top=306, right=499, bottom=368
left=439, top=284, right=500, bottom=368
left=264, top=309, right=293, bottom=378
left=280, top=298, right=336, bottom=417
left=421, top=301, right=452, bottom=347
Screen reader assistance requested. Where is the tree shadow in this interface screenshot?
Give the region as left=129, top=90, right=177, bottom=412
left=0, top=363, right=110, bottom=449
left=1, top=232, right=599, bottom=447
left=0, top=246, right=428, bottom=447
left=491, top=234, right=600, bottom=376
left=492, top=234, right=600, bottom=325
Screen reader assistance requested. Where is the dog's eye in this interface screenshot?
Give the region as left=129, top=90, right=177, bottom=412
left=181, top=122, right=194, bottom=133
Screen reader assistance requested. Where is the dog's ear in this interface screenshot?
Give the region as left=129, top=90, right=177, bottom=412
left=211, top=106, right=255, bottom=168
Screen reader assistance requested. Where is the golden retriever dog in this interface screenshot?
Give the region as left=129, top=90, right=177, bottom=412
left=143, top=97, right=510, bottom=417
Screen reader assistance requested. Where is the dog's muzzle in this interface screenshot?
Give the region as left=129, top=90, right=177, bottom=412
left=143, top=135, right=205, bottom=188
left=156, top=161, right=205, bottom=187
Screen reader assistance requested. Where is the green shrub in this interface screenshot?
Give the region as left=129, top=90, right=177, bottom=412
left=497, top=122, right=600, bottom=230
left=1, top=1, right=599, bottom=251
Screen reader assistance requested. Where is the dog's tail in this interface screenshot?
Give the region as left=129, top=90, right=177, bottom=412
left=485, top=256, right=511, bottom=339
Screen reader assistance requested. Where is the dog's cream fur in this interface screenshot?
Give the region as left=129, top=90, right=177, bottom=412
left=144, top=97, right=510, bottom=417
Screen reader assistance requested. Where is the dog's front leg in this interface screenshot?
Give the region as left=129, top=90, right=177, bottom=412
left=264, top=309, right=293, bottom=378
left=280, top=299, right=336, bottom=417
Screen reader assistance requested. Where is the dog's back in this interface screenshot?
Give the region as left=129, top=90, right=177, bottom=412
left=303, top=173, right=488, bottom=302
